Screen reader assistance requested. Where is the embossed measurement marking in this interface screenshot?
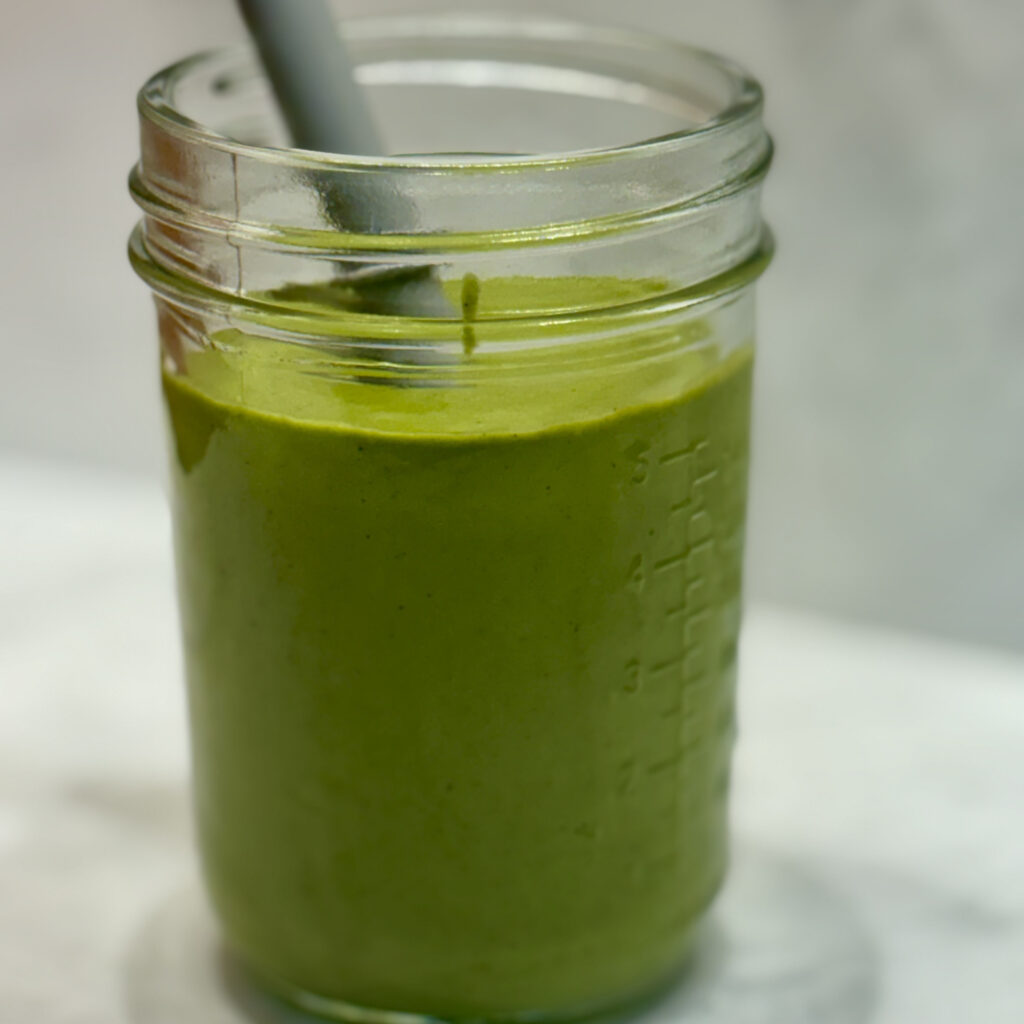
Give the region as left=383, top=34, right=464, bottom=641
left=659, top=439, right=711, bottom=466
left=647, top=752, right=683, bottom=775
left=658, top=448, right=692, bottom=466
left=618, top=427, right=734, bottom=800
left=650, top=654, right=686, bottom=675
left=654, top=552, right=687, bottom=574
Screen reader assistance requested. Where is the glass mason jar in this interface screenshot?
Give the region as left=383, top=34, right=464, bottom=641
left=129, top=14, right=772, bottom=1024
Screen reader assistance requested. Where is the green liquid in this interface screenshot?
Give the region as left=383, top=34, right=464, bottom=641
left=163, top=279, right=753, bottom=1021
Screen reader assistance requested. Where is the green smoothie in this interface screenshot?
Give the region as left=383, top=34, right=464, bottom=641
left=163, top=278, right=753, bottom=1021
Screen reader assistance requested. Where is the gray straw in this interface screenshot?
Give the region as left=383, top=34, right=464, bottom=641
left=236, top=0, right=454, bottom=319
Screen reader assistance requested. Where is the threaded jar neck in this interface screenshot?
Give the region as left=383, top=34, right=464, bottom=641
left=130, top=13, right=771, bottom=332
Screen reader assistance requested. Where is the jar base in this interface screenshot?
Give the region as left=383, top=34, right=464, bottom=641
left=124, top=847, right=876, bottom=1024
left=230, top=945, right=694, bottom=1024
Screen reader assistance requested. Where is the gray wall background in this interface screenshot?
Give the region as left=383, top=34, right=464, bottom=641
left=2, top=0, right=1022, bottom=651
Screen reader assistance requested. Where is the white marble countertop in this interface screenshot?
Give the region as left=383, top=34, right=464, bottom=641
left=2, top=455, right=1023, bottom=1023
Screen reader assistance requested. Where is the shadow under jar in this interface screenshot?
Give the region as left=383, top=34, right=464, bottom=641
left=129, top=14, right=772, bottom=1024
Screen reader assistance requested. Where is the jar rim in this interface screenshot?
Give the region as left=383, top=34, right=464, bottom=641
left=138, top=12, right=764, bottom=173
left=130, top=12, right=771, bottom=327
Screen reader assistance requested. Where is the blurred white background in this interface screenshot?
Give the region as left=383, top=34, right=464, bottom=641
left=2, top=0, right=1022, bottom=652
